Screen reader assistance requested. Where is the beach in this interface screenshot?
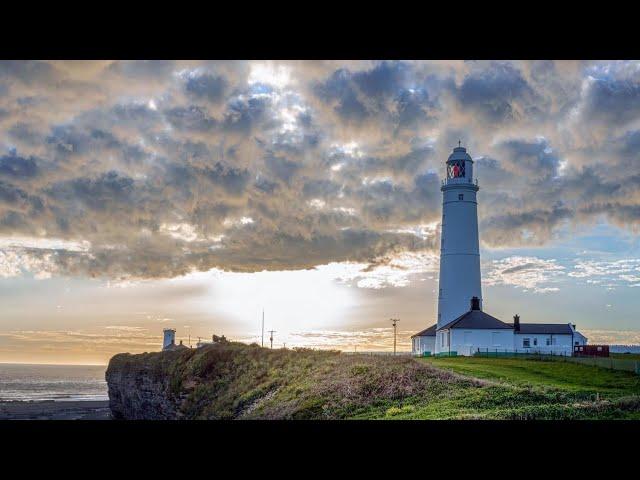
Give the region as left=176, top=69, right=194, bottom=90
left=0, top=400, right=111, bottom=420
left=0, top=363, right=110, bottom=419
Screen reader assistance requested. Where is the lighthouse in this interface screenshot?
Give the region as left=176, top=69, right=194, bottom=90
left=412, top=143, right=589, bottom=356
left=436, top=144, right=482, bottom=334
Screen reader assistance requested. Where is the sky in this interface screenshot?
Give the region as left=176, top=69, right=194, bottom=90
left=1, top=60, right=640, bottom=364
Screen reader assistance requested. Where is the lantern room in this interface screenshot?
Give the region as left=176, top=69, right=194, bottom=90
left=445, top=145, right=474, bottom=185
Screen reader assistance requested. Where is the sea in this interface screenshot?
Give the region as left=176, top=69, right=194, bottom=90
left=0, top=363, right=108, bottom=402
left=610, top=345, right=640, bottom=354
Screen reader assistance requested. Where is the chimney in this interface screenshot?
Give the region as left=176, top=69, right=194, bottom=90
left=470, top=296, right=480, bottom=311
left=513, top=314, right=520, bottom=332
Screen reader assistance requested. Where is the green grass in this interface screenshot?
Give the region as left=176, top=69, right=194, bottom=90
left=611, top=353, right=640, bottom=361
left=418, top=356, right=640, bottom=398
left=107, top=343, right=640, bottom=420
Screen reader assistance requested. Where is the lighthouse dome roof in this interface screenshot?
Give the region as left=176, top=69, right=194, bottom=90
left=447, top=146, right=472, bottom=163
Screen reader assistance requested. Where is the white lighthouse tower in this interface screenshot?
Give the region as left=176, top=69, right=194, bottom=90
left=436, top=144, right=482, bottom=337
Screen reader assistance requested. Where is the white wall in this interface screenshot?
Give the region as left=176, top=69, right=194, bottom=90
left=428, top=325, right=589, bottom=356
left=437, top=184, right=482, bottom=329
left=412, top=336, right=435, bottom=355
left=440, top=329, right=515, bottom=356
left=573, top=331, right=588, bottom=345
left=513, top=333, right=575, bottom=355
left=162, top=329, right=175, bottom=350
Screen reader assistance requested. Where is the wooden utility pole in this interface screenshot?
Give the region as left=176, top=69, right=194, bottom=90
left=268, top=330, right=276, bottom=349
left=390, top=318, right=400, bottom=355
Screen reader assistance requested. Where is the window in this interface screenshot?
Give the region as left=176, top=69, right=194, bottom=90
left=447, top=161, right=466, bottom=179
left=458, top=194, right=464, bottom=201
left=597, top=346, right=602, bottom=352
left=546, top=337, right=551, bottom=346
left=533, top=338, right=538, bottom=346
left=523, top=338, right=531, bottom=348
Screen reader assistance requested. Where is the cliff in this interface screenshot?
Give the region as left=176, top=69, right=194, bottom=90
left=105, top=341, right=640, bottom=419
left=105, top=341, right=481, bottom=420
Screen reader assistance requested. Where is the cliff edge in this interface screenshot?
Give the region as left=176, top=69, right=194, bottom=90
left=106, top=341, right=640, bottom=419
left=105, top=341, right=479, bottom=420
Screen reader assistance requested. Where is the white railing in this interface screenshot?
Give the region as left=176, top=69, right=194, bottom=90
left=441, top=178, right=478, bottom=186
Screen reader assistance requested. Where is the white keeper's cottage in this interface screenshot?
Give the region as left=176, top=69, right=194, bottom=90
left=412, top=145, right=588, bottom=356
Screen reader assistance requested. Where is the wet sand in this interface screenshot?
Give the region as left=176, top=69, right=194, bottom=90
left=0, top=400, right=111, bottom=420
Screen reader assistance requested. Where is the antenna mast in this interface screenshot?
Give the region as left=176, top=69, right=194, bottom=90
left=390, top=318, right=400, bottom=355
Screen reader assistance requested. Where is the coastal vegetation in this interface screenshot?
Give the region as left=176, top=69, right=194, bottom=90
left=106, top=341, right=640, bottom=420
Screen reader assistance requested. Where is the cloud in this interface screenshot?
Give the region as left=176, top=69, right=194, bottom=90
left=287, top=327, right=414, bottom=350
left=1, top=60, right=640, bottom=282
left=454, top=62, right=540, bottom=122
left=569, top=259, right=640, bottom=288
left=576, top=72, right=640, bottom=126
left=581, top=329, right=640, bottom=345
left=318, top=250, right=439, bottom=289
left=0, top=152, right=39, bottom=178
left=484, top=256, right=565, bottom=293
left=184, top=73, right=227, bottom=102
left=481, top=203, right=573, bottom=246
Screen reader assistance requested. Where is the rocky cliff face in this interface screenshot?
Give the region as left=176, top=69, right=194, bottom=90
left=106, top=350, right=188, bottom=420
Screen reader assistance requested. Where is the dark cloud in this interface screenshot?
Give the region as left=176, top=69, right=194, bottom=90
left=222, top=93, right=271, bottom=132
left=353, top=61, right=408, bottom=98
left=580, top=76, right=640, bottom=126
left=481, top=203, right=573, bottom=246
left=0, top=152, right=39, bottom=178
left=164, top=105, right=217, bottom=132
left=0, top=210, right=28, bottom=230
left=456, top=62, right=538, bottom=122
left=46, top=171, right=135, bottom=212
left=497, top=138, right=560, bottom=180
left=395, top=88, right=435, bottom=128
left=302, top=179, right=341, bottom=199
left=264, top=152, right=300, bottom=184
left=185, top=73, right=227, bottom=102
left=314, top=69, right=370, bottom=122
left=0, top=181, right=44, bottom=214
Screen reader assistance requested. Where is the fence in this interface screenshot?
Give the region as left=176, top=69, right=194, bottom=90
left=474, top=348, right=640, bottom=375
left=344, top=351, right=413, bottom=357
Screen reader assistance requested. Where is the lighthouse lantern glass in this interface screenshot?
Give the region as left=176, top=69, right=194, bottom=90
left=447, top=160, right=465, bottom=179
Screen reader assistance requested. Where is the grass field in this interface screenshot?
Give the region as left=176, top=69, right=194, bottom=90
left=611, top=353, right=640, bottom=361
left=108, top=343, right=640, bottom=420
left=418, top=356, right=640, bottom=398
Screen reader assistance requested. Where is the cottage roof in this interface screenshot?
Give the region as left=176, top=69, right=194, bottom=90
left=411, top=324, right=437, bottom=338
left=512, top=323, right=574, bottom=335
left=439, top=309, right=513, bottom=330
